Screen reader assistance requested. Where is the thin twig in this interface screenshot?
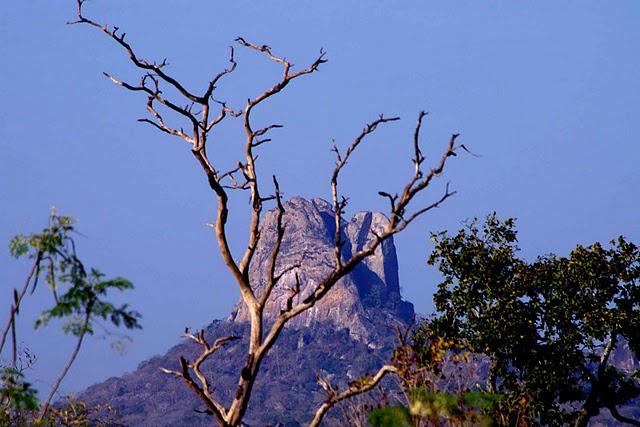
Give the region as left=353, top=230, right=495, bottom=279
left=0, top=252, right=42, bottom=354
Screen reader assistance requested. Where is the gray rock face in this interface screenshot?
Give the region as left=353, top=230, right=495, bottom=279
left=229, top=197, right=414, bottom=339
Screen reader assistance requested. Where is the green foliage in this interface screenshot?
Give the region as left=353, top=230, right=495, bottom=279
left=410, top=388, right=460, bottom=418
left=368, top=406, right=412, bottom=427
left=366, top=324, right=504, bottom=426
left=409, top=389, right=500, bottom=425
left=9, top=212, right=73, bottom=259
left=0, top=368, right=39, bottom=426
left=0, top=368, right=38, bottom=412
left=11, top=210, right=141, bottom=336
left=35, top=272, right=140, bottom=336
left=427, top=214, right=640, bottom=425
left=463, top=391, right=502, bottom=412
left=2, top=209, right=141, bottom=423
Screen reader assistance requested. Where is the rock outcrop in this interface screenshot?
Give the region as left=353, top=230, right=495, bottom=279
left=229, top=197, right=413, bottom=340
left=78, top=197, right=414, bottom=426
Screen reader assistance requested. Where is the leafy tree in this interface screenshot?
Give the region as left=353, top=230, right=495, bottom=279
left=426, top=214, right=640, bottom=426
left=0, top=210, right=141, bottom=423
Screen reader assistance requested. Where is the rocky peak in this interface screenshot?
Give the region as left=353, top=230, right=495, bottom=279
left=229, top=197, right=414, bottom=339
left=77, top=197, right=415, bottom=426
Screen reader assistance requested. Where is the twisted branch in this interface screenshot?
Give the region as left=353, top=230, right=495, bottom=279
left=259, top=176, right=287, bottom=307
left=161, top=330, right=239, bottom=425
left=70, top=3, right=468, bottom=424
left=309, top=365, right=399, bottom=427
left=331, top=115, right=400, bottom=268
left=236, top=38, right=327, bottom=284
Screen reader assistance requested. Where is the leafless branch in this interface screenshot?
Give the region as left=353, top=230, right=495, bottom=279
left=204, top=47, right=237, bottom=101
left=309, top=365, right=399, bottom=427
left=331, top=115, right=400, bottom=267
left=186, top=330, right=240, bottom=409
left=70, top=0, right=202, bottom=103
left=282, top=273, right=302, bottom=314
left=274, top=263, right=302, bottom=284
left=234, top=37, right=327, bottom=318
left=259, top=113, right=463, bottom=374
left=0, top=252, right=42, bottom=354
left=251, top=124, right=283, bottom=148
left=39, top=309, right=91, bottom=420
left=103, top=71, right=200, bottom=141
left=70, top=3, right=467, bottom=424
left=608, top=406, right=640, bottom=426
left=377, top=191, right=398, bottom=213
left=220, top=164, right=242, bottom=180
left=457, top=143, right=481, bottom=157
left=160, top=330, right=239, bottom=425
left=10, top=292, right=17, bottom=368
left=412, top=111, right=435, bottom=165
left=260, top=176, right=286, bottom=307
left=393, top=182, right=456, bottom=233
left=254, top=124, right=283, bottom=138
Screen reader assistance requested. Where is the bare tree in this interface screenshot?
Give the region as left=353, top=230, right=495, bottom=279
left=310, top=365, right=399, bottom=427
left=69, top=1, right=466, bottom=425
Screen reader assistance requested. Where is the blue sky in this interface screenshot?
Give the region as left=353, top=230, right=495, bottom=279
left=1, top=1, right=639, bottom=397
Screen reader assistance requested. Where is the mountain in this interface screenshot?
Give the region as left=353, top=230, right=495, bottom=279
left=78, top=197, right=414, bottom=426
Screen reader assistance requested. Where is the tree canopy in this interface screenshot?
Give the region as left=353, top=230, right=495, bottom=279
left=427, top=214, right=640, bottom=426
